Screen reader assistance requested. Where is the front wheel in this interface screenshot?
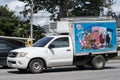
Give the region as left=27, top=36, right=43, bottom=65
left=91, top=55, right=106, bottom=70
left=28, top=59, right=44, bottom=73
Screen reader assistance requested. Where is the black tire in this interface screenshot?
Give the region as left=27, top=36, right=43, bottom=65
left=18, top=69, right=28, bottom=72
left=2, top=66, right=9, bottom=69
left=28, top=59, right=44, bottom=73
left=76, top=65, right=85, bottom=70
left=91, top=55, right=106, bottom=70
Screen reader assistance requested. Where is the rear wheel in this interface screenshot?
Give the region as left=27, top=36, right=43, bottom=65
left=28, top=59, right=44, bottom=73
left=91, top=55, right=106, bottom=70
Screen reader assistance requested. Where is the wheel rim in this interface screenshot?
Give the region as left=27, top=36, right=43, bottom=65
left=92, top=55, right=106, bottom=69
left=95, top=57, right=104, bottom=68
left=29, top=59, right=44, bottom=73
left=33, top=62, right=41, bottom=70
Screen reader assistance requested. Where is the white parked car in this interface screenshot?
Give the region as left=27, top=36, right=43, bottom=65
left=117, top=31, right=120, bottom=47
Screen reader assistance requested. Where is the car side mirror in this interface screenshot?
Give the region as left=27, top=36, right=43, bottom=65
left=49, top=44, right=55, bottom=49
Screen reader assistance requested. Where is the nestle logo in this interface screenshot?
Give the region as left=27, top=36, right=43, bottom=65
left=76, top=24, right=82, bottom=30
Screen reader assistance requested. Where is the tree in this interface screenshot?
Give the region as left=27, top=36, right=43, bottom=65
left=12, top=21, right=30, bottom=37
left=0, top=5, right=45, bottom=41
left=0, top=5, right=21, bottom=36
left=12, top=21, right=45, bottom=40
left=19, top=0, right=106, bottom=20
left=72, top=0, right=106, bottom=16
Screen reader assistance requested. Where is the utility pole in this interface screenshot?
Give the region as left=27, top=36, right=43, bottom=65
left=30, top=0, right=34, bottom=40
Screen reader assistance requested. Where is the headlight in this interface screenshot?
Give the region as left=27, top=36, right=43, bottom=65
left=16, top=52, right=28, bottom=57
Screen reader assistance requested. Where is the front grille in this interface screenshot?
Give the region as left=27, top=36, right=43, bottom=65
left=0, top=58, right=6, bottom=65
left=8, top=52, right=18, bottom=58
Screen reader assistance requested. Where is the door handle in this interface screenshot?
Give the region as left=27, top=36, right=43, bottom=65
left=66, top=49, right=71, bottom=51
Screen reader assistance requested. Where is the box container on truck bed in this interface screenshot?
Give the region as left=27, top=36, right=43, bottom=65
left=50, top=18, right=117, bottom=56
left=73, top=20, right=117, bottom=55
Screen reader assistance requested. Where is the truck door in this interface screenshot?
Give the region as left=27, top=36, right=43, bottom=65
left=47, top=37, right=73, bottom=67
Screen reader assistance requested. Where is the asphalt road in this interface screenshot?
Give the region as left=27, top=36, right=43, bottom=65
left=0, top=60, right=120, bottom=80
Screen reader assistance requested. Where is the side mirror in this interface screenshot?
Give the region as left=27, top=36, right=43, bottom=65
left=49, top=44, right=55, bottom=49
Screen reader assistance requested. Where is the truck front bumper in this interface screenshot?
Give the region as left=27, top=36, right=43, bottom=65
left=7, top=57, right=30, bottom=69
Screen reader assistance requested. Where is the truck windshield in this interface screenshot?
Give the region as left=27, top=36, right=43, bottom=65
left=33, top=37, right=53, bottom=47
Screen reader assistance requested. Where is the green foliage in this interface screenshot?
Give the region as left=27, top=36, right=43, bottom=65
left=33, top=25, right=45, bottom=41
left=0, top=6, right=21, bottom=36
left=12, top=21, right=30, bottom=37
left=72, top=0, right=105, bottom=16
left=12, top=21, right=45, bottom=41
left=19, top=0, right=106, bottom=19
left=0, top=5, right=45, bottom=41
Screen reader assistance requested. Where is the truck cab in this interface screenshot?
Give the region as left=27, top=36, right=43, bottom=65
left=33, top=35, right=73, bottom=67
left=7, top=35, right=74, bottom=73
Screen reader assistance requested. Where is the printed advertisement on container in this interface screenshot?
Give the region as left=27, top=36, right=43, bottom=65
left=74, top=21, right=117, bottom=54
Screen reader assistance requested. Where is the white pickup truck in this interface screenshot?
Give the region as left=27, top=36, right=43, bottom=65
left=7, top=18, right=118, bottom=73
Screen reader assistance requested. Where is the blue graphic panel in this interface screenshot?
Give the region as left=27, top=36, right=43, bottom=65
left=74, top=21, right=117, bottom=54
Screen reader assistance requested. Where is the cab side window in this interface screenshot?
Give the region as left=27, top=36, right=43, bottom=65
left=50, top=37, right=69, bottom=48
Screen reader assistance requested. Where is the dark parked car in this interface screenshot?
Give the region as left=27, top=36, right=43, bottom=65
left=0, top=38, right=25, bottom=68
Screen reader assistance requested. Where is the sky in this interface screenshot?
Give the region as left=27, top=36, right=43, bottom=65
left=112, top=0, right=120, bottom=14
left=0, top=0, right=51, bottom=26
left=0, top=0, right=120, bottom=26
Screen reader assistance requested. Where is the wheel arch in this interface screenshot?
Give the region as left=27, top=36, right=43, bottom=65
left=91, top=54, right=107, bottom=61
